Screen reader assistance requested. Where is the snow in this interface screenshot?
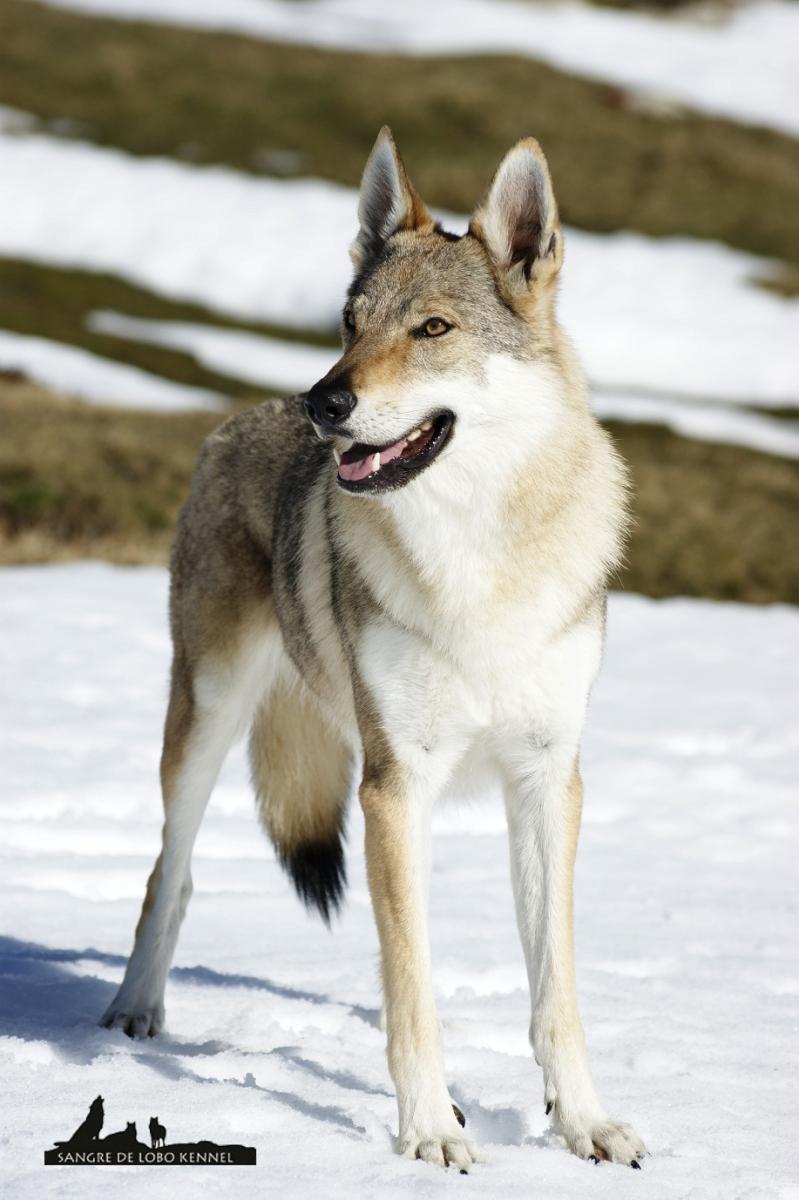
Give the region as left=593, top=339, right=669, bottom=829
left=2, top=131, right=798, bottom=412
left=91, top=311, right=799, bottom=459
left=2, top=562, right=799, bottom=1197
left=0, top=104, right=38, bottom=134
left=88, top=310, right=336, bottom=395
left=25, top=0, right=799, bottom=138
left=593, top=389, right=799, bottom=460
left=0, top=329, right=223, bottom=411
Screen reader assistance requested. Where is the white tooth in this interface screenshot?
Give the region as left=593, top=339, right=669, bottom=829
left=420, top=420, right=432, bottom=431
left=371, top=453, right=381, bottom=473
left=343, top=439, right=355, bottom=451
left=407, top=428, right=421, bottom=441
left=333, top=447, right=341, bottom=464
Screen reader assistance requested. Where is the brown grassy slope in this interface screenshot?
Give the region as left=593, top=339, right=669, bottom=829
left=2, top=380, right=797, bottom=602
left=1, top=0, right=798, bottom=276
left=607, top=422, right=799, bottom=603
left=0, top=381, right=222, bottom=563
left=0, top=259, right=338, bottom=396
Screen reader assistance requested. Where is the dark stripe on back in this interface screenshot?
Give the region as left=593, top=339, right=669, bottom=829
left=272, top=438, right=330, bottom=685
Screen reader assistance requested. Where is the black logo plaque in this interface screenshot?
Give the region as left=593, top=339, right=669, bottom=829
left=44, top=1095, right=256, bottom=1166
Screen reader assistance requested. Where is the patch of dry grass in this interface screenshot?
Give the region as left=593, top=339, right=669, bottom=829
left=0, top=258, right=336, bottom=397
left=608, top=421, right=799, bottom=603
left=0, top=380, right=221, bottom=563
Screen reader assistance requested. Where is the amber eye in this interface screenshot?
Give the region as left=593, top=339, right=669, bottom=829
left=421, top=317, right=451, bottom=338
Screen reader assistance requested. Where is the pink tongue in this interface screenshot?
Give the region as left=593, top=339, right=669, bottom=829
left=338, top=435, right=407, bottom=482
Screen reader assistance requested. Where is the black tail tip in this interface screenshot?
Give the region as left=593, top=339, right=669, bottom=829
left=281, top=835, right=347, bottom=925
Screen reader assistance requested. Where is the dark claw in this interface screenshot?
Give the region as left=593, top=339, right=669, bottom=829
left=631, top=1160, right=641, bottom=1170
left=459, top=1169, right=468, bottom=1175
left=589, top=1155, right=600, bottom=1165
left=452, top=1103, right=466, bottom=1128
left=545, top=1101, right=553, bottom=1116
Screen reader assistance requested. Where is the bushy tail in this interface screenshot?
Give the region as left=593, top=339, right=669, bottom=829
left=249, top=682, right=353, bottom=924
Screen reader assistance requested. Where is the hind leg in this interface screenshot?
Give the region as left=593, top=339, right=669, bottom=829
left=100, top=624, right=278, bottom=1037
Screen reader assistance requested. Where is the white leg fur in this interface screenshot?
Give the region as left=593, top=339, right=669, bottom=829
left=100, top=712, right=236, bottom=1036
left=100, top=628, right=282, bottom=1037
left=360, top=751, right=478, bottom=1171
left=357, top=621, right=480, bottom=1169
left=503, top=746, right=646, bottom=1166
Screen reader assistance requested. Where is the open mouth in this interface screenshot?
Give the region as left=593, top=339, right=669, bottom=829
left=335, top=411, right=455, bottom=494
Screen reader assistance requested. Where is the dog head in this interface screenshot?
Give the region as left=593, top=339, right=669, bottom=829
left=305, top=127, right=568, bottom=496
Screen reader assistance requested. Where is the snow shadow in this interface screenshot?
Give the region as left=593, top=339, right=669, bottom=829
left=0, top=935, right=378, bottom=1044
left=0, top=935, right=122, bottom=1057
left=449, top=1084, right=531, bottom=1148
left=272, top=1044, right=392, bottom=1098
left=0, top=935, right=378, bottom=1140
left=144, top=1049, right=370, bottom=1138
left=169, top=960, right=381, bottom=1027
left=0, top=934, right=381, bottom=1127
left=0, top=936, right=531, bottom=1145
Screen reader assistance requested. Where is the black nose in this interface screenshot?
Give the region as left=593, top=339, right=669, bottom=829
left=304, top=383, right=357, bottom=429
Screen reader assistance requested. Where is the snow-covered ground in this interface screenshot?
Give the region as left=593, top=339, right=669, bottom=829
left=89, top=311, right=335, bottom=395
left=25, top=0, right=799, bottom=137
left=0, top=103, right=38, bottom=134
left=592, top=389, right=799, bottom=460
left=2, top=131, right=798, bottom=412
left=2, top=563, right=798, bottom=1197
left=0, top=329, right=223, bottom=410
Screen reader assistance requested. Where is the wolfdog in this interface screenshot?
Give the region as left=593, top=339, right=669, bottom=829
left=100, top=128, right=645, bottom=1172
left=149, top=1116, right=166, bottom=1149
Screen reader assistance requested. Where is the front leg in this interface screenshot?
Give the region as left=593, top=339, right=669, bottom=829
left=359, top=757, right=478, bottom=1171
left=504, top=752, right=646, bottom=1167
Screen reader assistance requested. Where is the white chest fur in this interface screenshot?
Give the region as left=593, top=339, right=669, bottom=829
left=357, top=591, right=604, bottom=776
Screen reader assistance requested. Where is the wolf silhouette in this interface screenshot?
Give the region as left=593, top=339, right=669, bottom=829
left=149, top=1116, right=166, bottom=1148
left=101, top=1121, right=139, bottom=1151
left=55, top=1094, right=104, bottom=1147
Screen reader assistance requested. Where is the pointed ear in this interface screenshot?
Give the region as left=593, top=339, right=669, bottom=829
left=470, top=137, right=562, bottom=291
left=350, top=126, right=433, bottom=272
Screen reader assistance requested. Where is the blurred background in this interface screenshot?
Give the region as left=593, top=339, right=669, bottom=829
left=1, top=0, right=798, bottom=602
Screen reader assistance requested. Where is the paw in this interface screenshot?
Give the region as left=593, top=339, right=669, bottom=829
left=552, top=1105, right=646, bottom=1168
left=99, top=994, right=164, bottom=1038
left=401, top=1128, right=480, bottom=1173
